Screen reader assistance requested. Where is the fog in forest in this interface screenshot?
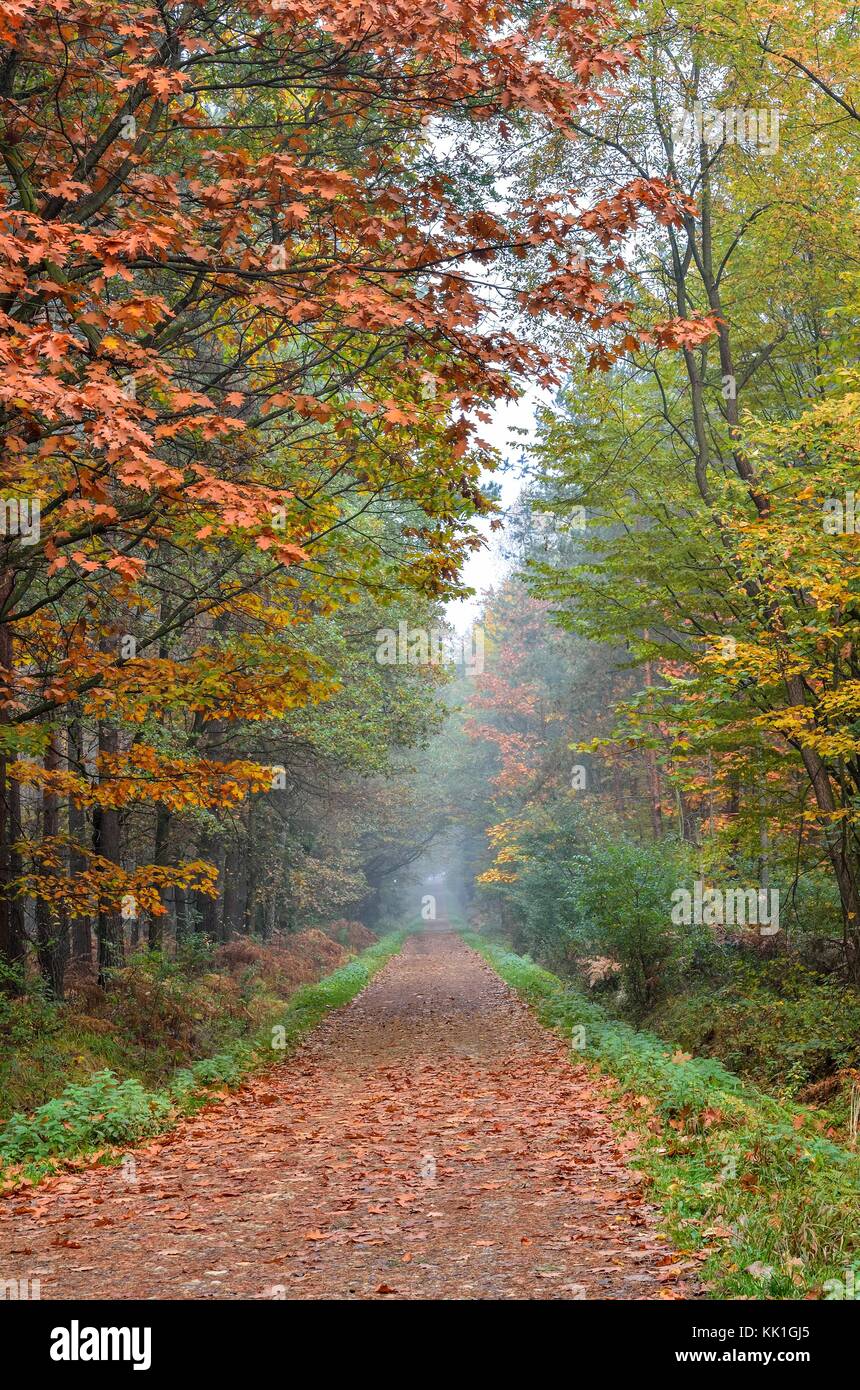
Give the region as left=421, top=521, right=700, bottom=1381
left=1, top=0, right=858, bottom=1327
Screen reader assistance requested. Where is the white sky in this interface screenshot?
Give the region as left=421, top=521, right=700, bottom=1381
left=445, top=387, right=547, bottom=633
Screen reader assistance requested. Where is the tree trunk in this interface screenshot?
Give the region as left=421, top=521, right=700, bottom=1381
left=93, top=639, right=124, bottom=985
left=221, top=839, right=242, bottom=942
left=642, top=637, right=663, bottom=840
left=0, top=590, right=25, bottom=990
left=174, top=886, right=189, bottom=942
left=35, top=730, right=69, bottom=996
left=243, top=800, right=258, bottom=936
left=193, top=834, right=219, bottom=937
left=67, top=713, right=92, bottom=967
left=786, top=678, right=860, bottom=981
left=149, top=803, right=171, bottom=950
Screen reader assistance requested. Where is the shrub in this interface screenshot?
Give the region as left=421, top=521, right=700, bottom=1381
left=0, top=1071, right=171, bottom=1164
left=173, top=934, right=218, bottom=977
left=651, top=958, right=860, bottom=1098
left=323, top=919, right=377, bottom=950
left=566, top=837, right=701, bottom=1016
left=0, top=973, right=59, bottom=1049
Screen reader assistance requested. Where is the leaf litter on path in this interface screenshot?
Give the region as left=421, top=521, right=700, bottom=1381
left=0, top=928, right=698, bottom=1300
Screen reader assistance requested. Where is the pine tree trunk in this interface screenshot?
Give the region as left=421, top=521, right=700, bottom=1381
left=174, top=886, right=189, bottom=942
left=221, top=840, right=242, bottom=942
left=67, top=713, right=92, bottom=967
left=149, top=803, right=171, bottom=950
left=93, top=643, right=124, bottom=985
left=0, top=595, right=25, bottom=989
left=35, top=730, right=69, bottom=996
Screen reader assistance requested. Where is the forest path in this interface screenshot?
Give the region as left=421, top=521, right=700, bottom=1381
left=0, top=928, right=698, bottom=1300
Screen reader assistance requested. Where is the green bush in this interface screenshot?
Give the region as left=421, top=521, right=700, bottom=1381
left=565, top=837, right=706, bottom=1016
left=480, top=806, right=709, bottom=1010
left=169, top=1044, right=256, bottom=1103
left=483, top=799, right=596, bottom=970
left=172, top=934, right=218, bottom=977
left=0, top=1071, right=171, bottom=1164
left=0, top=970, right=60, bottom=1049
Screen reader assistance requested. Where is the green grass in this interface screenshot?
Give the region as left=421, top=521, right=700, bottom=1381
left=464, top=931, right=860, bottom=1300
left=0, top=931, right=404, bottom=1188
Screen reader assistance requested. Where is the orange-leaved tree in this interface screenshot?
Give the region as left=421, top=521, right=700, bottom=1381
left=0, top=0, right=709, bottom=988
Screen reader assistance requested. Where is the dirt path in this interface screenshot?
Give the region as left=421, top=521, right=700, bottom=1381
left=0, top=929, right=698, bottom=1300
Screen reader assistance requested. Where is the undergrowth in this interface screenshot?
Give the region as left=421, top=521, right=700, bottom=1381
left=464, top=931, right=860, bottom=1301
left=0, top=931, right=404, bottom=1188
left=648, top=960, right=860, bottom=1123
left=0, top=928, right=354, bottom=1122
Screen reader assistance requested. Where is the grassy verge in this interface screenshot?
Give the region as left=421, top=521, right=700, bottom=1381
left=0, top=928, right=361, bottom=1122
left=464, top=931, right=860, bottom=1300
left=0, top=931, right=404, bottom=1190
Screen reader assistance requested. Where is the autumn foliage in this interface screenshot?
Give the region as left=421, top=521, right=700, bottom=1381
left=0, top=0, right=714, bottom=991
